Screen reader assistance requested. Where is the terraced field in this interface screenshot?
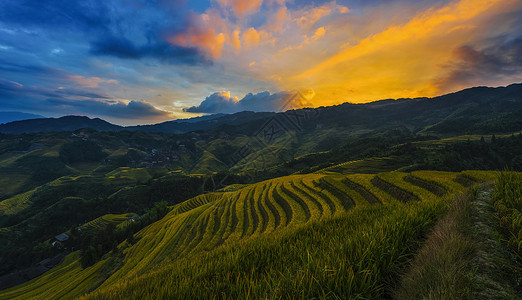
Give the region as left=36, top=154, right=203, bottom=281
left=81, top=213, right=138, bottom=233
left=315, top=156, right=411, bottom=175
left=0, top=170, right=489, bottom=299
left=0, top=189, right=36, bottom=217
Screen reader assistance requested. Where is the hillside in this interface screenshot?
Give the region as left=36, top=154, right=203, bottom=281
left=0, top=112, right=44, bottom=125
left=0, top=170, right=503, bottom=299
left=126, top=111, right=275, bottom=133
left=1, top=84, right=521, bottom=136
left=0, top=116, right=122, bottom=134
left=0, top=84, right=520, bottom=299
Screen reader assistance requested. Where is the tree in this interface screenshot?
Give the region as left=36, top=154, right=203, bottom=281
left=59, top=140, right=106, bottom=164
left=81, top=245, right=97, bottom=268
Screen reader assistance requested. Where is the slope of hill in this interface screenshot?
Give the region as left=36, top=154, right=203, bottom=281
left=0, top=112, right=44, bottom=125
left=0, top=170, right=500, bottom=299
left=0, top=116, right=122, bottom=134
left=0, top=84, right=520, bottom=299
left=126, top=111, right=274, bottom=133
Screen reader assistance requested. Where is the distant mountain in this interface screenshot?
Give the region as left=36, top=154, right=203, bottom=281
left=0, top=112, right=45, bottom=125
left=127, top=111, right=275, bottom=133
left=0, top=116, right=122, bottom=134
left=303, top=83, right=522, bottom=135
left=0, top=112, right=275, bottom=134
left=170, top=113, right=227, bottom=123
left=1, top=83, right=521, bottom=135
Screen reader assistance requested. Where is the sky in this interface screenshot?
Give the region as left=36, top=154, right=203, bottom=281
left=0, top=0, right=521, bottom=125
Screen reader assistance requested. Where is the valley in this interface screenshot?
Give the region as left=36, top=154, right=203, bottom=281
left=0, top=85, right=520, bottom=299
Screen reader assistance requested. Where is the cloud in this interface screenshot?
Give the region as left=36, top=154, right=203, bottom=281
left=67, top=75, right=118, bottom=88
left=184, top=89, right=315, bottom=113
left=0, top=61, right=66, bottom=77
left=216, top=0, right=264, bottom=16
left=55, top=88, right=110, bottom=99
left=0, top=77, right=112, bottom=102
left=282, top=0, right=522, bottom=105
left=184, top=91, right=239, bottom=113
left=1, top=0, right=521, bottom=125
left=90, top=37, right=207, bottom=64
left=266, top=6, right=289, bottom=32
left=0, top=0, right=111, bottom=33
left=47, top=99, right=171, bottom=119
left=293, top=4, right=333, bottom=28
left=311, top=27, right=326, bottom=40
left=0, top=76, right=170, bottom=120
left=230, top=30, right=242, bottom=51
left=434, top=38, right=522, bottom=91
left=168, top=12, right=228, bottom=59
left=0, top=79, right=24, bottom=92
left=242, top=28, right=261, bottom=50
left=0, top=0, right=202, bottom=65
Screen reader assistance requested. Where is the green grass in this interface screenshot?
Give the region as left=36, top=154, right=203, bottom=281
left=413, top=133, right=520, bottom=146
left=0, top=189, right=36, bottom=216
left=462, top=170, right=499, bottom=183
left=0, top=252, right=106, bottom=300
left=0, top=171, right=488, bottom=299
left=492, top=171, right=522, bottom=258
left=105, top=167, right=152, bottom=184
left=0, top=173, right=32, bottom=200
left=396, top=178, right=522, bottom=300
left=395, top=190, right=475, bottom=299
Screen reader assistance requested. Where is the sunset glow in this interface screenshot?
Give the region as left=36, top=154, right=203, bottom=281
left=0, top=0, right=521, bottom=124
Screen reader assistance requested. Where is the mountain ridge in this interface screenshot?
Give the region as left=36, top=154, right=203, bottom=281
left=0, top=83, right=520, bottom=135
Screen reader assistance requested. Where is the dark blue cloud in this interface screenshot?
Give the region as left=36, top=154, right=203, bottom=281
left=0, top=0, right=207, bottom=65
left=90, top=37, right=208, bottom=65
left=0, top=0, right=112, bottom=33
left=47, top=98, right=169, bottom=118
left=436, top=37, right=522, bottom=90
left=0, top=78, right=107, bottom=101
left=55, top=89, right=110, bottom=99
left=0, top=61, right=65, bottom=77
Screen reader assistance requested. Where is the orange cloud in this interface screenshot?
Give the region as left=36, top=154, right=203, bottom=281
left=267, top=6, right=288, bottom=32
left=294, top=4, right=332, bottom=28
left=171, top=28, right=225, bottom=59
left=298, top=0, right=506, bottom=79
left=336, top=5, right=350, bottom=14
left=284, top=0, right=515, bottom=106
left=311, top=27, right=326, bottom=41
left=242, top=28, right=260, bottom=49
left=230, top=29, right=241, bottom=51
left=167, top=10, right=234, bottom=59
left=68, top=75, right=118, bottom=88
left=216, top=0, right=263, bottom=16
left=242, top=27, right=263, bottom=50
left=168, top=11, right=228, bottom=60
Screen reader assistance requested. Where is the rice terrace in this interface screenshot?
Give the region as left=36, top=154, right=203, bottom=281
left=0, top=0, right=521, bottom=299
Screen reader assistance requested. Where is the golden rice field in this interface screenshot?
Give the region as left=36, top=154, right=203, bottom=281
left=80, top=213, right=138, bottom=233
left=0, top=170, right=499, bottom=299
